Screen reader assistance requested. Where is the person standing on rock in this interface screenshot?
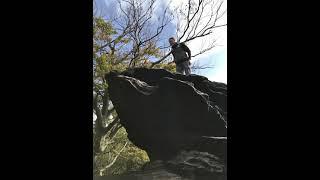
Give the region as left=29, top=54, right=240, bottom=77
left=168, top=37, right=192, bottom=75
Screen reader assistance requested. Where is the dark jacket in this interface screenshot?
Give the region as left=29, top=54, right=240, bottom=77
left=171, top=42, right=191, bottom=64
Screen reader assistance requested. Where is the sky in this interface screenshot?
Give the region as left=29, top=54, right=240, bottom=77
left=94, top=0, right=227, bottom=84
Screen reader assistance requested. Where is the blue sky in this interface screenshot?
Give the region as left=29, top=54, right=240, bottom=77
left=95, top=0, right=227, bottom=84
left=196, top=48, right=227, bottom=83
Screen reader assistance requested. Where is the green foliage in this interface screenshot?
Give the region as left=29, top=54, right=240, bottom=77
left=94, top=127, right=150, bottom=176
left=93, top=17, right=116, bottom=41
left=93, top=16, right=151, bottom=176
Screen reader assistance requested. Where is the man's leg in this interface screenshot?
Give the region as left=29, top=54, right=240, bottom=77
left=183, top=61, right=191, bottom=75
left=176, top=64, right=184, bottom=74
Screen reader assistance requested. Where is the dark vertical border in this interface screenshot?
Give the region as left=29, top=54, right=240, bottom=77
left=1, top=0, right=93, bottom=179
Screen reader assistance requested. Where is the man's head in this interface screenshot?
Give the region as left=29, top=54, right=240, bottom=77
left=169, top=37, right=176, bottom=46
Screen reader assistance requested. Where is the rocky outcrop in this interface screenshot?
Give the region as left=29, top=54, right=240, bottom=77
left=104, top=68, right=227, bottom=179
left=94, top=144, right=227, bottom=180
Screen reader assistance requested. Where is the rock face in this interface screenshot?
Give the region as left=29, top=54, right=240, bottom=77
left=104, top=68, right=227, bottom=179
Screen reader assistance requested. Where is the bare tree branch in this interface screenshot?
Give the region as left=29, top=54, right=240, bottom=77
left=150, top=0, right=226, bottom=67
left=122, top=0, right=172, bottom=68
left=191, top=65, right=214, bottom=70
left=183, top=25, right=223, bottom=44
left=109, top=123, right=123, bottom=139
left=178, top=0, right=193, bottom=42
left=158, top=45, right=171, bottom=49
left=93, top=93, right=107, bottom=155
left=105, top=115, right=120, bottom=135
left=190, top=59, right=214, bottom=75
left=184, top=0, right=204, bottom=40
left=101, top=91, right=110, bottom=117
left=196, top=0, right=224, bottom=37
left=191, top=40, right=216, bottom=57
left=93, top=94, right=103, bottom=131
left=140, top=4, right=172, bottom=46
left=150, top=51, right=171, bottom=68
left=186, top=0, right=206, bottom=40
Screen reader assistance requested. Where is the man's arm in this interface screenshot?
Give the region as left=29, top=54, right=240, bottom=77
left=181, top=43, right=191, bottom=60
left=150, top=51, right=172, bottom=68
left=168, top=50, right=175, bottom=64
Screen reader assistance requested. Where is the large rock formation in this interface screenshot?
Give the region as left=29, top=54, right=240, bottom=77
left=95, top=148, right=226, bottom=180
left=104, top=68, right=227, bottom=179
